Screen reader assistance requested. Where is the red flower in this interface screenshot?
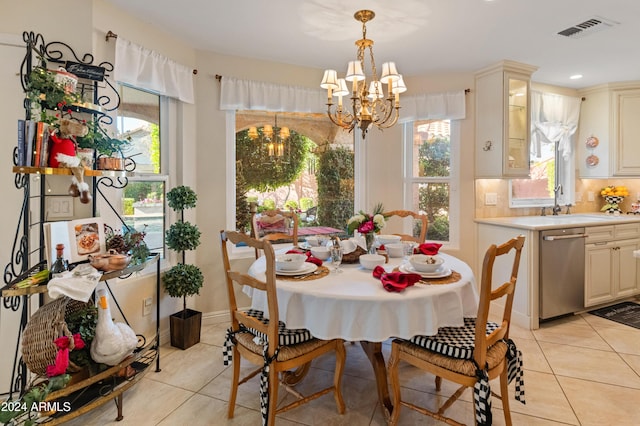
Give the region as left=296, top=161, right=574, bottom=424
left=358, top=220, right=375, bottom=234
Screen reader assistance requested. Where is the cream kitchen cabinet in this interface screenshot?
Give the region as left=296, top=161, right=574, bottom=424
left=475, top=60, right=537, bottom=178
left=612, top=86, right=640, bottom=175
left=578, top=82, right=640, bottom=178
left=585, top=224, right=640, bottom=307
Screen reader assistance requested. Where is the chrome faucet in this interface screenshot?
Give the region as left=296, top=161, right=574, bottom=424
left=552, top=183, right=564, bottom=215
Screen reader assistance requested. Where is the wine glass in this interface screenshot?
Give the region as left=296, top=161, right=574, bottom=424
left=402, top=241, right=416, bottom=263
left=330, top=246, right=343, bottom=273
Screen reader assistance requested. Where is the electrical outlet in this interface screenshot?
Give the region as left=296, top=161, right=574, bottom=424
left=588, top=191, right=595, bottom=202
left=575, top=192, right=583, bottom=202
left=485, top=193, right=497, bottom=206
left=143, top=297, right=153, bottom=316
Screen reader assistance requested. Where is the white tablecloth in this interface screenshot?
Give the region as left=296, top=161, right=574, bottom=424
left=246, top=252, right=479, bottom=342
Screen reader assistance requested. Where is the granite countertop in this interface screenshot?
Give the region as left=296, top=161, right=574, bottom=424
left=475, top=213, right=640, bottom=230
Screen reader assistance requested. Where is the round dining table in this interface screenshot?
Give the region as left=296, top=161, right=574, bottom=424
left=246, top=249, right=479, bottom=418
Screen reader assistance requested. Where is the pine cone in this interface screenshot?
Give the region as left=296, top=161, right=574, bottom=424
left=107, top=234, right=127, bottom=253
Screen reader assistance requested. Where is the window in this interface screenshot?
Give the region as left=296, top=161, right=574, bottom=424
left=233, top=111, right=353, bottom=242
left=404, top=119, right=459, bottom=245
left=509, top=91, right=580, bottom=208
left=115, top=85, right=166, bottom=257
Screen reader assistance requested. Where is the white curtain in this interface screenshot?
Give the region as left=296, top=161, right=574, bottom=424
left=114, top=37, right=195, bottom=104
left=399, top=90, right=467, bottom=122
left=219, top=77, right=325, bottom=112
left=219, top=77, right=466, bottom=122
left=531, top=91, right=581, bottom=159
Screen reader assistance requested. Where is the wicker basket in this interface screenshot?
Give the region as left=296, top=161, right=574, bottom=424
left=21, top=296, right=90, bottom=376
left=342, top=246, right=367, bottom=263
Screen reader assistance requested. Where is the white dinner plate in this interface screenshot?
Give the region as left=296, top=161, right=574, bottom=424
left=399, top=264, right=452, bottom=278
left=276, top=262, right=317, bottom=276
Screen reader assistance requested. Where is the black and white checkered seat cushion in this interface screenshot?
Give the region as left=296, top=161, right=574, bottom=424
left=243, top=309, right=314, bottom=346
left=409, top=317, right=500, bottom=359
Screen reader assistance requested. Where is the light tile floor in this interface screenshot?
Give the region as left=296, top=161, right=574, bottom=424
left=65, top=311, right=640, bottom=425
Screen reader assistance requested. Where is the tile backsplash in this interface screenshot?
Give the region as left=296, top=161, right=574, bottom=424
left=475, top=178, right=640, bottom=218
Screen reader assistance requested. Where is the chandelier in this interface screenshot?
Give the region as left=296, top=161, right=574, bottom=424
left=247, top=115, right=290, bottom=162
left=320, top=10, right=407, bottom=139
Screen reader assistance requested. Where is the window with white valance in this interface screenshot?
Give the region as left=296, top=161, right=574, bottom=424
left=531, top=90, right=581, bottom=159
left=399, top=90, right=467, bottom=123
left=114, top=37, right=195, bottom=104
left=510, top=90, right=581, bottom=208
left=219, top=77, right=326, bottom=113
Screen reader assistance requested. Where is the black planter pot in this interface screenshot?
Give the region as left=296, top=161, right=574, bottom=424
left=169, top=309, right=202, bottom=350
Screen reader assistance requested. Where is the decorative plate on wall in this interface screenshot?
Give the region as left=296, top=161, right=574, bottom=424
left=586, top=154, right=599, bottom=167
left=586, top=136, right=599, bottom=148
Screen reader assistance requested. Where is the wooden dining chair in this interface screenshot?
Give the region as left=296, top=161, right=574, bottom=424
left=220, top=230, right=346, bottom=425
left=382, top=210, right=429, bottom=243
left=388, top=235, right=526, bottom=426
left=252, top=209, right=299, bottom=257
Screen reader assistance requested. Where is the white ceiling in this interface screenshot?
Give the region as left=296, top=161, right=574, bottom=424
left=104, top=0, right=640, bottom=89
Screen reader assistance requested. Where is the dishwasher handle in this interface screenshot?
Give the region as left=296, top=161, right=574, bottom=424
left=542, top=234, right=588, bottom=241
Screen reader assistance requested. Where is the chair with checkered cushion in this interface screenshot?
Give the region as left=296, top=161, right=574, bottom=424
left=220, top=230, right=346, bottom=426
left=388, top=235, right=526, bottom=426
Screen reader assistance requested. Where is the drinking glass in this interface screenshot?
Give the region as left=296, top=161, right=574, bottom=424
left=402, top=241, right=416, bottom=262
left=330, top=246, right=343, bottom=273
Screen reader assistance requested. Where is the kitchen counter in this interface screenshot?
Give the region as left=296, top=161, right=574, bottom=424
left=476, top=212, right=640, bottom=331
left=475, top=213, right=640, bottom=230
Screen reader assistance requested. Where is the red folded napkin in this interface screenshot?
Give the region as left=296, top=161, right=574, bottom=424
left=286, top=249, right=322, bottom=266
left=372, top=265, right=422, bottom=293
left=414, top=243, right=442, bottom=256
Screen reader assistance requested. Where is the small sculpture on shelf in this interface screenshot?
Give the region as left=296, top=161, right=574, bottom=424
left=90, top=288, right=138, bottom=366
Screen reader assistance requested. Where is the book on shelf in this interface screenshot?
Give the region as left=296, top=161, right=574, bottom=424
left=44, top=217, right=106, bottom=267
left=34, top=122, right=49, bottom=168
left=25, top=120, right=36, bottom=167
left=39, top=122, right=51, bottom=167
left=17, top=119, right=25, bottom=166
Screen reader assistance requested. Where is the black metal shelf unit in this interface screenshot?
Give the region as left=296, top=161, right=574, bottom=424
left=1, top=31, right=161, bottom=423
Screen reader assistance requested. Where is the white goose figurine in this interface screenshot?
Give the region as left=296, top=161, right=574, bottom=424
left=90, top=288, right=138, bottom=366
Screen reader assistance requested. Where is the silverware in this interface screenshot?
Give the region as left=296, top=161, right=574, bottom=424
left=294, top=270, right=321, bottom=279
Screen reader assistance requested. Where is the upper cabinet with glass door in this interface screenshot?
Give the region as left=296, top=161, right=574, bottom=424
left=475, top=61, right=538, bottom=178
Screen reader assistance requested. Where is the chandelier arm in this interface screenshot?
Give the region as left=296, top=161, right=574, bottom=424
left=375, top=108, right=400, bottom=130
left=326, top=106, right=355, bottom=131
left=368, top=97, right=400, bottom=130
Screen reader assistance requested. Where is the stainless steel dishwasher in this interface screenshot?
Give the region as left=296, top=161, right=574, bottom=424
left=539, top=227, right=587, bottom=320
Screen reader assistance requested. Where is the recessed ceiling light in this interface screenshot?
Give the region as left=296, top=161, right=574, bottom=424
left=570, top=74, right=583, bottom=80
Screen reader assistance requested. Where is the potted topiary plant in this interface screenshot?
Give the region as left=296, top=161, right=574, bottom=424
left=163, top=185, right=203, bottom=349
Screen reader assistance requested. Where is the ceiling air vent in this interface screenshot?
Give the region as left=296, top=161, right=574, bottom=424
left=557, top=16, right=618, bottom=38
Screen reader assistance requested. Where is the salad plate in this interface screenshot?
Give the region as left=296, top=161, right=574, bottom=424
left=399, top=264, right=452, bottom=278
left=276, top=262, right=317, bottom=276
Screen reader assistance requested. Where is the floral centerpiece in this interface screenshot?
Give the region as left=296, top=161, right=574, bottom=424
left=600, top=185, right=629, bottom=214
left=347, top=203, right=385, bottom=253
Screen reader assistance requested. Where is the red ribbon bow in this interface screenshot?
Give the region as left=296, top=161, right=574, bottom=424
left=46, top=333, right=85, bottom=377
left=286, top=249, right=323, bottom=266
left=415, top=243, right=442, bottom=256
left=372, top=265, right=422, bottom=292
